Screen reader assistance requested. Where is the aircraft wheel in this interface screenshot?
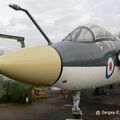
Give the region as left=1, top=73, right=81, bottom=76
left=74, top=115, right=81, bottom=119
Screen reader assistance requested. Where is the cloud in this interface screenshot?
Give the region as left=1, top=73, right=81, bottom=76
left=0, top=0, right=120, bottom=49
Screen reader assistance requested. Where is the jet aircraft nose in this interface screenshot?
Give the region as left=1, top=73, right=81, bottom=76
left=0, top=46, right=62, bottom=86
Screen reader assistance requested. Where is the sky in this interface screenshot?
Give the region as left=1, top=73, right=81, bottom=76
left=0, top=0, right=120, bottom=51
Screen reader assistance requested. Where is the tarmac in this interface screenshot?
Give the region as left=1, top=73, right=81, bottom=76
left=0, top=88, right=120, bottom=120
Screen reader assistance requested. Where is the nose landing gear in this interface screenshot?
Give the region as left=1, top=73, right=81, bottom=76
left=72, top=91, right=83, bottom=119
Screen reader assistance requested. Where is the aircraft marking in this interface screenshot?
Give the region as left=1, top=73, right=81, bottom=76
left=96, top=42, right=103, bottom=50
left=106, top=55, right=114, bottom=79
left=104, top=41, right=111, bottom=48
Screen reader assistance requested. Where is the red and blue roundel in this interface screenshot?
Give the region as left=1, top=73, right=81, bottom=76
left=106, top=55, right=114, bottom=79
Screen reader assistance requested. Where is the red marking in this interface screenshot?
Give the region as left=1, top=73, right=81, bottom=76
left=105, top=41, right=109, bottom=45
left=97, top=42, right=102, bottom=47
left=96, top=42, right=103, bottom=49
left=105, top=41, right=111, bottom=47
left=109, top=62, right=112, bottom=71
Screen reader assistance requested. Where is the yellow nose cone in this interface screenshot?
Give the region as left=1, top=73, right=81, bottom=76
left=0, top=46, right=61, bottom=86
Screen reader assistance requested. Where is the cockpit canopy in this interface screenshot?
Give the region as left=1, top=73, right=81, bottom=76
left=63, top=24, right=115, bottom=42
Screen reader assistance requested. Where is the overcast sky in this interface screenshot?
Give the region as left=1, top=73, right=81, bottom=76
left=0, top=0, right=120, bottom=51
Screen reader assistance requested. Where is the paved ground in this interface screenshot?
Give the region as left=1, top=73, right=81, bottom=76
left=0, top=89, right=120, bottom=120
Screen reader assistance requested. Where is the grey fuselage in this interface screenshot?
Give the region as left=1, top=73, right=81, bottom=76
left=52, top=39, right=120, bottom=67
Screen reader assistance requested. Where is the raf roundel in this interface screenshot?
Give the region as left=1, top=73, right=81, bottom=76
left=106, top=56, right=114, bottom=79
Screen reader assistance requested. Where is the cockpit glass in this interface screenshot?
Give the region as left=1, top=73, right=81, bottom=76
left=89, top=25, right=114, bottom=40
left=63, top=27, right=94, bottom=42
left=76, top=28, right=93, bottom=42
left=63, top=28, right=80, bottom=41
left=91, top=26, right=104, bottom=38
left=63, top=24, right=115, bottom=42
